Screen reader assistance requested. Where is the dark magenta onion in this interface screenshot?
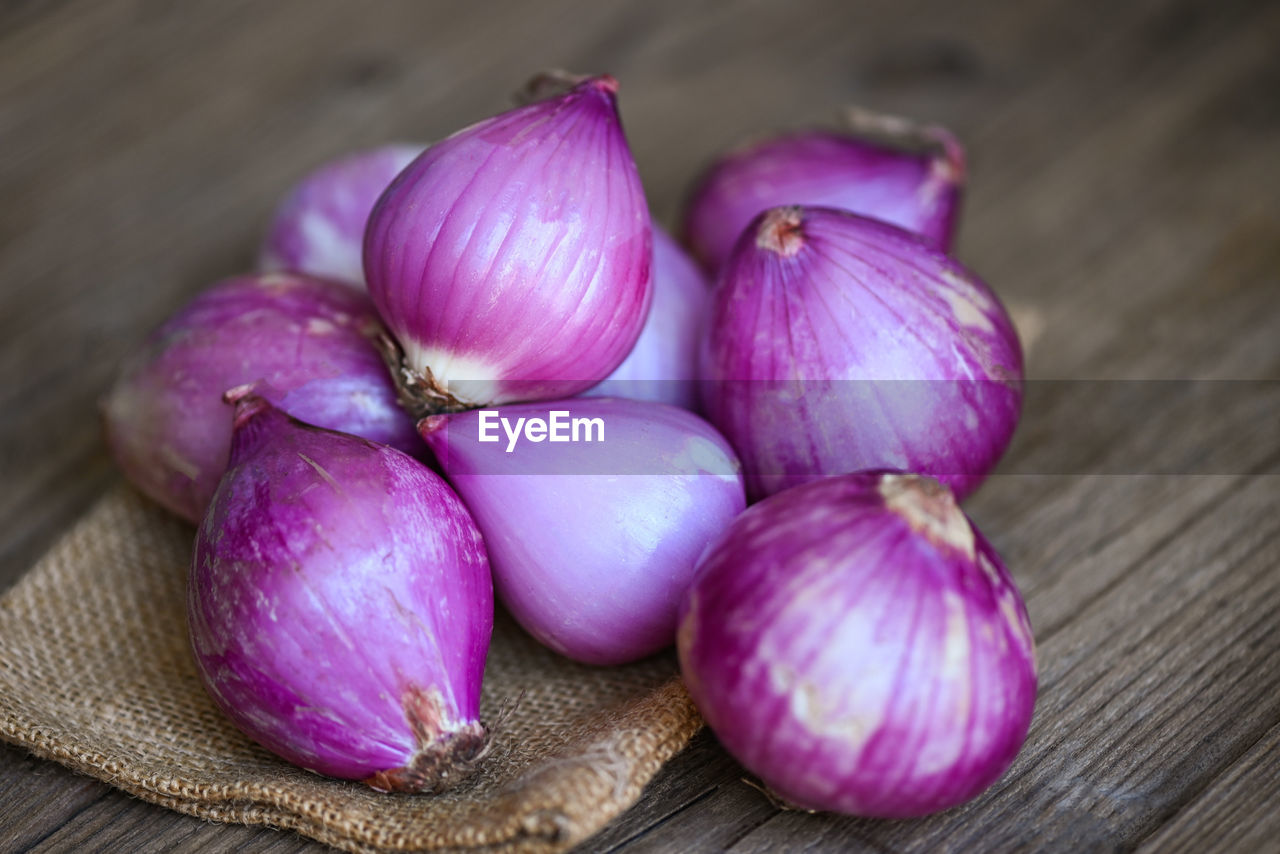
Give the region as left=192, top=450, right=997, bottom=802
left=678, top=471, right=1037, bottom=817
left=682, top=111, right=964, bottom=273
left=190, top=392, right=492, bottom=791
left=259, top=143, right=424, bottom=286
left=420, top=397, right=745, bottom=665
left=101, top=272, right=421, bottom=523
left=364, top=74, right=652, bottom=414
left=701, top=206, right=1022, bottom=501
left=583, top=226, right=708, bottom=410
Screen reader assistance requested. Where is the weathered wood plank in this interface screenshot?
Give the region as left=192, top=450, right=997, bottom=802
left=1135, top=721, right=1280, bottom=854
left=0, top=744, right=108, bottom=853
left=22, top=790, right=314, bottom=854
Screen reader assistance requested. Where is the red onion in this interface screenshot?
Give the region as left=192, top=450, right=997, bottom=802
left=420, top=397, right=745, bottom=665
left=190, top=392, right=492, bottom=791
left=682, top=109, right=964, bottom=273
left=678, top=471, right=1036, bottom=817
left=101, top=272, right=421, bottom=523
left=701, top=206, right=1022, bottom=501
left=259, top=143, right=424, bottom=286
left=364, top=74, right=652, bottom=414
left=584, top=226, right=708, bottom=410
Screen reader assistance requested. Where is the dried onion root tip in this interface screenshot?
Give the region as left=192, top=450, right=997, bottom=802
left=372, top=329, right=471, bottom=418
left=365, top=688, right=526, bottom=793
left=363, top=687, right=490, bottom=793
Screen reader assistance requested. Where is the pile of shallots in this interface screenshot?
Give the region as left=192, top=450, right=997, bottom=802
left=103, top=73, right=1036, bottom=816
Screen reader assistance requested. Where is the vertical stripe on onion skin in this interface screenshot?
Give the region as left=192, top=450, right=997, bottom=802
left=259, top=143, right=426, bottom=287
left=364, top=74, right=652, bottom=415
left=681, top=109, right=964, bottom=274
left=700, top=206, right=1022, bottom=502
left=677, top=472, right=1036, bottom=818
left=419, top=397, right=745, bottom=666
left=101, top=272, right=423, bottom=523
left=190, top=392, right=492, bottom=791
left=583, top=226, right=708, bottom=411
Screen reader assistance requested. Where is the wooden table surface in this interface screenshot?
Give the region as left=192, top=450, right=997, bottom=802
left=3, top=1, right=1278, bottom=851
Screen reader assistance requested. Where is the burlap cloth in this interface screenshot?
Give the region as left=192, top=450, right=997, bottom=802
left=0, top=484, right=703, bottom=852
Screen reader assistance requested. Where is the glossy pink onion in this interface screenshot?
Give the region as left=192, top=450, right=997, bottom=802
left=682, top=111, right=964, bottom=273
left=259, top=143, right=424, bottom=286
left=584, top=226, right=708, bottom=410
left=190, top=392, right=492, bottom=791
left=678, top=471, right=1037, bottom=817
left=364, top=74, right=652, bottom=414
left=701, top=206, right=1022, bottom=501
left=420, top=397, right=745, bottom=665
left=102, top=272, right=421, bottom=523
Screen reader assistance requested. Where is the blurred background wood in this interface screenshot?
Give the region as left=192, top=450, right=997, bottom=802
left=2, top=0, right=1278, bottom=851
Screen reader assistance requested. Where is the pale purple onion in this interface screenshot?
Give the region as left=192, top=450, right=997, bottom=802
left=678, top=471, right=1037, bottom=817
left=701, top=206, right=1022, bottom=501
left=101, top=272, right=421, bottom=523
left=190, top=393, right=492, bottom=791
left=682, top=111, right=964, bottom=273
left=420, top=397, right=745, bottom=665
left=259, top=143, right=425, bottom=286
left=364, top=74, right=652, bottom=414
left=583, top=226, right=708, bottom=410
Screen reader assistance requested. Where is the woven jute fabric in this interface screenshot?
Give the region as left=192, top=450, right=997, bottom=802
left=0, top=484, right=703, bottom=852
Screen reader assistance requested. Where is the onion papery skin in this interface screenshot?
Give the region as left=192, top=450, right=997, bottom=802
left=700, top=206, right=1022, bottom=502
left=259, top=143, right=425, bottom=287
left=101, top=272, right=422, bottom=523
left=420, top=397, right=745, bottom=666
left=190, top=394, right=492, bottom=791
left=678, top=471, right=1037, bottom=817
left=682, top=120, right=964, bottom=274
left=583, top=226, right=708, bottom=410
left=364, top=74, right=652, bottom=413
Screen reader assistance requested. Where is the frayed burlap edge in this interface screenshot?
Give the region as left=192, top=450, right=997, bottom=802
left=0, top=485, right=704, bottom=853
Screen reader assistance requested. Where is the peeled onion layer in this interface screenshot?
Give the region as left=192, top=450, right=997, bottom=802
left=678, top=471, right=1037, bottom=817
left=583, top=226, right=708, bottom=411
left=101, top=272, right=421, bottom=523
left=682, top=108, right=965, bottom=273
left=189, top=393, right=493, bottom=791
left=364, top=74, right=653, bottom=414
left=259, top=143, right=425, bottom=287
left=420, top=397, right=745, bottom=666
left=700, top=206, right=1022, bottom=501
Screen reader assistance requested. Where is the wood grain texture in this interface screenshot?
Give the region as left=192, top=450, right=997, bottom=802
left=1, top=0, right=1278, bottom=852
left=1135, top=722, right=1280, bottom=854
